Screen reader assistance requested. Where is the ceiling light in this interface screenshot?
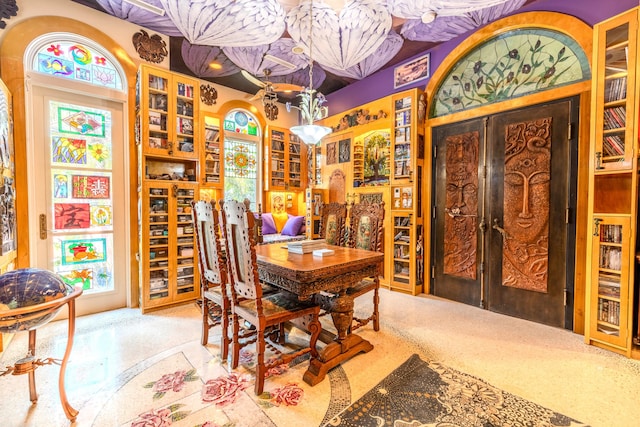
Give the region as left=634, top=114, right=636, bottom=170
left=209, top=62, right=222, bottom=70
left=291, top=45, right=305, bottom=55
left=421, top=11, right=437, bottom=24
left=264, top=54, right=297, bottom=69
left=123, top=0, right=166, bottom=16
left=287, top=0, right=332, bottom=146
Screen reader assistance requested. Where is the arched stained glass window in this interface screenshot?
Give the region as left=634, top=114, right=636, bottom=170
left=26, top=33, right=124, bottom=91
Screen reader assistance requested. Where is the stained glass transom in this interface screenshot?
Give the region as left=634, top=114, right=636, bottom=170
left=224, top=139, right=257, bottom=179
left=30, top=38, right=123, bottom=90
left=431, top=29, right=590, bottom=118
left=223, top=110, right=259, bottom=136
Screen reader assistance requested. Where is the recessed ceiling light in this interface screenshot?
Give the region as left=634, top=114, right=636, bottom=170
left=421, top=11, right=437, bottom=24
left=209, top=62, right=222, bottom=70
left=291, top=45, right=305, bottom=55
left=123, top=0, right=166, bottom=16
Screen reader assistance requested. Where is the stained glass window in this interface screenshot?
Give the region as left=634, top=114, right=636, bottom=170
left=29, top=35, right=124, bottom=90
left=50, top=100, right=115, bottom=293
left=223, top=109, right=261, bottom=209
left=431, top=28, right=590, bottom=118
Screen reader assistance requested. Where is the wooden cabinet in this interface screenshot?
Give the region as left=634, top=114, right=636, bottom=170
left=387, top=89, right=425, bottom=295
left=136, top=64, right=201, bottom=313
left=140, top=182, right=199, bottom=312
left=266, top=126, right=307, bottom=191
left=137, top=64, right=199, bottom=161
left=586, top=8, right=639, bottom=356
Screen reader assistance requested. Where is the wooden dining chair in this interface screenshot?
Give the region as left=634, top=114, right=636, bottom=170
left=346, top=201, right=385, bottom=332
left=191, top=200, right=230, bottom=360
left=318, top=201, right=348, bottom=246
left=219, top=199, right=322, bottom=395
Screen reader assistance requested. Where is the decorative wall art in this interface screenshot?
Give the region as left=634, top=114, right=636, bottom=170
left=326, top=141, right=337, bottom=165
left=132, top=29, right=168, bottom=64
left=394, top=53, right=430, bottom=89
left=338, top=137, right=351, bottom=163
left=59, top=108, right=105, bottom=136
left=200, top=84, right=218, bottom=105
left=362, top=130, right=391, bottom=186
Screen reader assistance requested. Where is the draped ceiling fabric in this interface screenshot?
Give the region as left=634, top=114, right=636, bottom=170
left=223, top=39, right=309, bottom=77
left=162, top=0, right=287, bottom=47
left=400, top=0, right=527, bottom=42
left=86, top=0, right=532, bottom=90
left=287, top=0, right=392, bottom=71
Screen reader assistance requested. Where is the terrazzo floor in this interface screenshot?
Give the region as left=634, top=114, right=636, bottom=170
left=1, top=290, right=639, bottom=427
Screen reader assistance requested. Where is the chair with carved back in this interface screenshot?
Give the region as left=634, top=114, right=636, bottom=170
left=318, top=201, right=347, bottom=246
left=346, top=201, right=385, bottom=332
left=219, top=199, right=322, bottom=395
left=191, top=200, right=230, bottom=360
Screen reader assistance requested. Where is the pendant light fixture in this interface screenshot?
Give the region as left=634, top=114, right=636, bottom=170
left=287, top=0, right=332, bottom=145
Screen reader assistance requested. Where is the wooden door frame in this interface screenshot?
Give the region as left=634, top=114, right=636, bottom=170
left=423, top=12, right=593, bottom=333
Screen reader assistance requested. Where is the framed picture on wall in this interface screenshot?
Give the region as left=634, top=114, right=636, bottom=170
left=326, top=141, right=337, bottom=165
left=338, top=137, right=351, bottom=163
left=394, top=53, right=430, bottom=89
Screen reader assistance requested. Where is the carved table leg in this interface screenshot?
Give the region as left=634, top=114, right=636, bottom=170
left=303, top=290, right=373, bottom=386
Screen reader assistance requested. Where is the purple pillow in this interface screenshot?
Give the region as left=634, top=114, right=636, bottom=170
left=255, top=212, right=277, bottom=235
left=281, top=215, right=305, bottom=236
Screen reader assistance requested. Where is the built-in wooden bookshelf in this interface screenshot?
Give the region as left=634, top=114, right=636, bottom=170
left=586, top=7, right=639, bottom=356
left=201, top=115, right=222, bottom=188
left=266, top=126, right=306, bottom=191
left=136, top=64, right=200, bottom=313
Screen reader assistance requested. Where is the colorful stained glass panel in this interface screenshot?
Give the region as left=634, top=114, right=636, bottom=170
left=60, top=237, right=108, bottom=265
left=52, top=136, right=87, bottom=165
left=33, top=41, right=123, bottom=90
left=54, top=203, right=90, bottom=230
left=71, top=175, right=110, bottom=199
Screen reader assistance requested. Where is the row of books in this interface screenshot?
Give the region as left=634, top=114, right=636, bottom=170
left=603, top=106, right=626, bottom=130
left=394, top=96, right=412, bottom=110
left=205, top=128, right=220, bottom=142
left=176, top=82, right=194, bottom=98
left=395, top=110, right=411, bottom=126
left=603, top=76, right=627, bottom=103
left=599, top=245, right=621, bottom=271
left=176, top=117, right=194, bottom=135
left=598, top=298, right=620, bottom=326
left=599, top=224, right=623, bottom=244
left=602, top=134, right=625, bottom=156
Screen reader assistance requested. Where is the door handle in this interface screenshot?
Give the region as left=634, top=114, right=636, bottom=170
left=492, top=218, right=508, bottom=239
left=39, top=214, right=47, bottom=240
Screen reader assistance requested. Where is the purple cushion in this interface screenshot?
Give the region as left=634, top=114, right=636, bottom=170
left=256, top=212, right=277, bottom=235
left=281, top=215, right=305, bottom=236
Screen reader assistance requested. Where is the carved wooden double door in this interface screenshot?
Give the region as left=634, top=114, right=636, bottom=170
left=431, top=98, right=578, bottom=328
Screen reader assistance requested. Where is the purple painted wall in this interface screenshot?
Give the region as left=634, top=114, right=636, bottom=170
left=327, top=0, right=638, bottom=114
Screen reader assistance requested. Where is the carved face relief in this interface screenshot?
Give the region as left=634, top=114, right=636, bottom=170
left=501, top=118, right=551, bottom=292
left=443, top=131, right=478, bottom=280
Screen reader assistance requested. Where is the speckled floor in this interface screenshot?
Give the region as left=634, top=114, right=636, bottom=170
left=1, top=290, right=639, bottom=427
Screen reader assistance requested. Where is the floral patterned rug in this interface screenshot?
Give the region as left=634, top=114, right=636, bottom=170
left=323, top=354, right=587, bottom=427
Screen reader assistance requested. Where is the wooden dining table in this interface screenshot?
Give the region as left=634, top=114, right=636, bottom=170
left=255, top=243, right=384, bottom=386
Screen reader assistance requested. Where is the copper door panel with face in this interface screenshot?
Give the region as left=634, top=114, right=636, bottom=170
left=486, top=99, right=573, bottom=327
left=432, top=119, right=484, bottom=306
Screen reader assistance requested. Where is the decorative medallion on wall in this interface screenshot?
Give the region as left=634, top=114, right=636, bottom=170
left=358, top=193, right=383, bottom=205
left=432, top=28, right=590, bottom=118
left=132, top=29, right=167, bottom=64
left=200, top=84, right=218, bottom=106
left=0, top=0, right=18, bottom=29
